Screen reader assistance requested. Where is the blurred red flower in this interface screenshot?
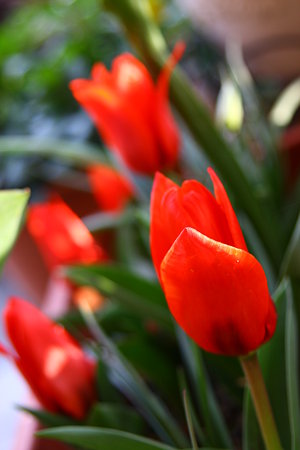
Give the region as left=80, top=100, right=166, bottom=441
left=1, top=297, right=96, bottom=419
left=88, top=164, right=134, bottom=212
left=150, top=169, right=277, bottom=356
left=70, top=43, right=184, bottom=175
left=27, top=196, right=106, bottom=270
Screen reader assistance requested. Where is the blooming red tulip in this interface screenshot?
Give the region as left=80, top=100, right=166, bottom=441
left=1, top=297, right=96, bottom=419
left=70, top=43, right=184, bottom=175
left=88, top=164, right=134, bottom=212
left=150, top=170, right=277, bottom=356
left=27, top=196, right=106, bottom=270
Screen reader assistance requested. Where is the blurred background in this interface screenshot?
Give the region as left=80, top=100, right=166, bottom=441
left=1, top=0, right=300, bottom=449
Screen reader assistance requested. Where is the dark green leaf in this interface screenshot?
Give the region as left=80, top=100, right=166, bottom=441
left=18, top=407, right=77, bottom=427
left=79, top=313, right=188, bottom=448
left=281, top=213, right=300, bottom=278
left=66, top=264, right=173, bottom=332
left=285, top=280, right=300, bottom=450
left=118, top=336, right=179, bottom=403
left=37, top=427, right=179, bottom=450
left=86, top=403, right=145, bottom=434
left=177, top=328, right=232, bottom=448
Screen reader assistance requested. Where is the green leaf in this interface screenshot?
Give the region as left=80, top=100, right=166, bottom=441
left=66, top=264, right=173, bottom=332
left=79, top=312, right=188, bottom=448
left=242, top=392, right=264, bottom=450
left=281, top=213, right=300, bottom=278
left=176, top=328, right=233, bottom=449
left=86, top=403, right=145, bottom=434
left=177, top=369, right=205, bottom=445
left=0, top=136, right=106, bottom=167
left=285, top=280, right=300, bottom=450
left=183, top=390, right=199, bottom=450
left=0, top=189, right=30, bottom=273
left=18, top=407, right=76, bottom=427
left=37, top=427, right=179, bottom=450
left=118, top=336, right=179, bottom=403
left=59, top=303, right=145, bottom=336
left=243, top=280, right=291, bottom=450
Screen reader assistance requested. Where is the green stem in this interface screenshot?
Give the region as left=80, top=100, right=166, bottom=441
left=102, top=0, right=283, bottom=270
left=240, top=353, right=283, bottom=450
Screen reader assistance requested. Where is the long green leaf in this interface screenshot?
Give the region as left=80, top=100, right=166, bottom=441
left=285, top=280, right=300, bottom=450
left=79, top=311, right=188, bottom=448
left=0, top=136, right=106, bottom=166
left=0, top=189, right=30, bottom=272
left=177, top=329, right=232, bottom=449
left=281, top=213, right=300, bottom=278
left=86, top=402, right=145, bottom=434
left=37, top=427, right=178, bottom=450
left=37, top=426, right=225, bottom=450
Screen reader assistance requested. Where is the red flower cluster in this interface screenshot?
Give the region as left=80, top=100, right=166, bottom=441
left=88, top=164, right=134, bottom=212
left=1, top=298, right=96, bottom=419
left=27, top=197, right=106, bottom=270
left=150, top=169, right=277, bottom=356
left=70, top=44, right=184, bottom=175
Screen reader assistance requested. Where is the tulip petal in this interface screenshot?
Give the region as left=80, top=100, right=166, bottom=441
left=208, top=168, right=247, bottom=250
left=150, top=172, right=192, bottom=277
left=91, top=63, right=112, bottom=84
left=111, top=53, right=155, bottom=117
left=4, top=298, right=95, bottom=418
left=161, top=227, right=276, bottom=355
left=180, top=180, right=234, bottom=245
left=154, top=42, right=184, bottom=168
left=27, top=197, right=105, bottom=269
left=150, top=173, right=234, bottom=278
left=88, top=165, right=134, bottom=212
left=70, top=80, right=161, bottom=173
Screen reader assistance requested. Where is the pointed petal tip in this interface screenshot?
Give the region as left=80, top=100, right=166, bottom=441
left=172, top=40, right=186, bottom=62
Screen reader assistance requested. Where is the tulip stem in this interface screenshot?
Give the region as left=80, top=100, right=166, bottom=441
left=240, top=352, right=283, bottom=450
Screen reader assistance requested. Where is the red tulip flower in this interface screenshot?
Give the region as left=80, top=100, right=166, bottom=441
left=88, top=164, right=134, bottom=212
left=150, top=169, right=277, bottom=356
left=70, top=43, right=184, bottom=175
left=1, top=297, right=96, bottom=419
left=27, top=197, right=106, bottom=270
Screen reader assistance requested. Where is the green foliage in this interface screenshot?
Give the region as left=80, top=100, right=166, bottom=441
left=0, top=189, right=29, bottom=272
left=0, top=0, right=126, bottom=136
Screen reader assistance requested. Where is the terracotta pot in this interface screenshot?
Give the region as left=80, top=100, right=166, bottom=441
left=177, top=0, right=300, bottom=79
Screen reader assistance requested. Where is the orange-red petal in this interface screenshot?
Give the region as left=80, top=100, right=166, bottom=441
left=27, top=197, right=105, bottom=269
left=88, top=164, right=134, bottom=212
left=4, top=297, right=96, bottom=418
left=70, top=79, right=161, bottom=173
left=150, top=172, right=234, bottom=278
left=208, top=168, right=247, bottom=250
left=161, top=227, right=276, bottom=355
